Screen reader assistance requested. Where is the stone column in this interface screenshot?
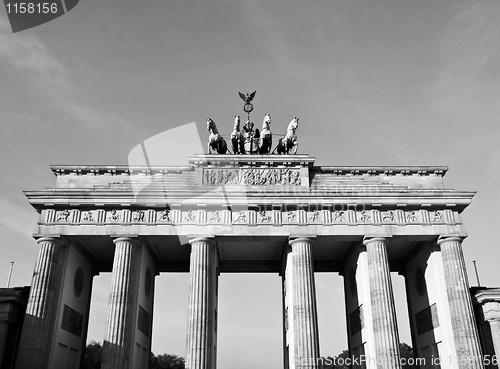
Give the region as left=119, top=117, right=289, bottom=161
left=15, top=237, right=63, bottom=369
left=487, top=319, right=500, bottom=369
left=438, top=236, right=484, bottom=368
left=289, top=237, right=320, bottom=369
left=102, top=237, right=141, bottom=369
left=437, top=236, right=483, bottom=369
left=481, top=301, right=500, bottom=368
left=364, top=237, right=401, bottom=369
left=186, top=237, right=218, bottom=369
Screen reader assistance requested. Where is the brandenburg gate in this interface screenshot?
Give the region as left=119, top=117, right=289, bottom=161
left=14, top=152, right=490, bottom=369
left=11, top=92, right=496, bottom=369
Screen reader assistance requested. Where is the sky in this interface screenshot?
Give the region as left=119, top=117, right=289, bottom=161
left=1, top=0, right=500, bottom=368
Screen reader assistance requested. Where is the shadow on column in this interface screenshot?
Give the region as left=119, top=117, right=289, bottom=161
left=341, top=244, right=366, bottom=369
left=401, top=243, right=439, bottom=368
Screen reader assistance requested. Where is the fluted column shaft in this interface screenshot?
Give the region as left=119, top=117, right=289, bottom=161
left=364, top=237, right=401, bottom=369
left=102, top=237, right=141, bottom=369
left=488, top=320, right=500, bottom=369
left=290, top=238, right=320, bottom=369
left=15, top=237, right=63, bottom=369
left=438, top=236, right=484, bottom=369
left=186, top=238, right=217, bottom=369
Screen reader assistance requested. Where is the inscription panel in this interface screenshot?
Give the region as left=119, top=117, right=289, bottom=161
left=61, top=304, right=83, bottom=337
left=416, top=304, right=439, bottom=335
left=137, top=305, right=151, bottom=337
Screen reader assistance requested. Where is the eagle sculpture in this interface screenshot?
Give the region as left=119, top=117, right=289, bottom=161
left=238, top=91, right=256, bottom=104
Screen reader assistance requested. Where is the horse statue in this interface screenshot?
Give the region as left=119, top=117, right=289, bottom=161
left=243, top=120, right=260, bottom=154
left=276, top=117, right=298, bottom=154
left=259, top=114, right=272, bottom=154
left=207, top=118, right=228, bottom=154
left=230, top=116, right=245, bottom=154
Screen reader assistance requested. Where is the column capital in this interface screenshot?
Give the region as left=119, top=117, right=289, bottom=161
left=188, top=237, right=215, bottom=246
left=437, top=235, right=465, bottom=245
left=289, top=237, right=315, bottom=246
left=483, top=302, right=500, bottom=322
left=113, top=237, right=141, bottom=246
left=36, top=236, right=64, bottom=246
left=362, top=236, right=387, bottom=245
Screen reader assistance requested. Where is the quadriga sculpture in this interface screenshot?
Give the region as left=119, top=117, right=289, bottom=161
left=276, top=117, right=298, bottom=155
left=206, top=118, right=228, bottom=154
left=230, top=116, right=245, bottom=154
left=259, top=114, right=272, bottom=154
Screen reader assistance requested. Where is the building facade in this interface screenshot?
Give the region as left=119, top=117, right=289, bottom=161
left=11, top=154, right=498, bottom=368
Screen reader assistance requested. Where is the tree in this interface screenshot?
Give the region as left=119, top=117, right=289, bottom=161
left=318, top=350, right=349, bottom=369
left=82, top=341, right=185, bottom=369
left=82, top=341, right=102, bottom=369
left=319, top=343, right=416, bottom=369
left=149, top=353, right=185, bottom=369
left=399, top=342, right=417, bottom=369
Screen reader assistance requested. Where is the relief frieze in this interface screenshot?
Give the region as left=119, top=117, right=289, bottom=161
left=406, top=210, right=419, bottom=223
left=259, top=211, right=272, bottom=223
left=431, top=210, right=445, bottom=223
left=107, top=210, right=121, bottom=223
left=42, top=208, right=459, bottom=227
left=133, top=210, right=146, bottom=223
left=381, top=210, right=395, bottom=223
left=157, top=209, right=171, bottom=223
left=308, top=211, right=322, bottom=223
left=333, top=210, right=346, bottom=223
left=208, top=211, right=221, bottom=223
left=202, top=168, right=301, bottom=186
left=56, top=209, right=72, bottom=222
left=358, top=210, right=371, bottom=223
left=82, top=211, right=94, bottom=222
left=184, top=210, right=197, bottom=223
left=232, top=211, right=247, bottom=224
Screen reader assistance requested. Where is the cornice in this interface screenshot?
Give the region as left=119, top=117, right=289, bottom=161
left=314, top=166, right=448, bottom=176
left=24, top=192, right=474, bottom=215
left=472, top=288, right=500, bottom=304
left=50, top=165, right=192, bottom=176
left=50, top=163, right=449, bottom=177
